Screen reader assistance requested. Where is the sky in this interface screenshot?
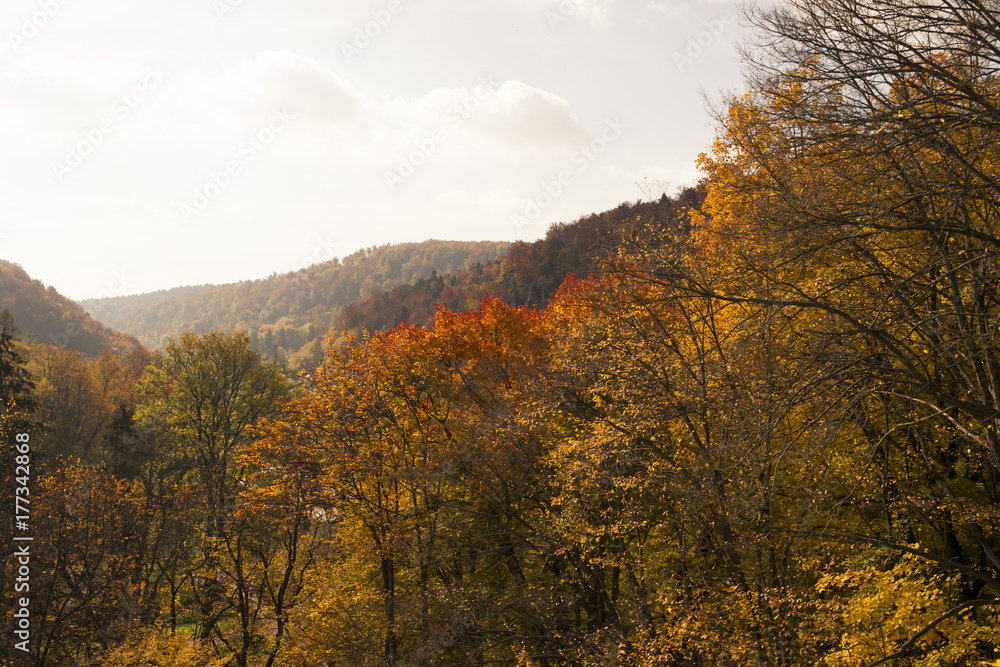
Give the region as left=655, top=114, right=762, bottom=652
left=0, top=0, right=746, bottom=301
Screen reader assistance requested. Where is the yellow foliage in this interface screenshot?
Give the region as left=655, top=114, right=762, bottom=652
left=101, top=627, right=231, bottom=667
left=819, top=554, right=1000, bottom=666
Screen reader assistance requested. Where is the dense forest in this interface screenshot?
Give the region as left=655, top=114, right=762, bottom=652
left=333, top=190, right=703, bottom=339
left=80, top=241, right=510, bottom=366
left=77, top=198, right=705, bottom=371
left=5, top=0, right=1000, bottom=664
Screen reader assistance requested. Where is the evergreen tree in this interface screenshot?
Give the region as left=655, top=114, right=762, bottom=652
left=0, top=328, right=36, bottom=416
left=0, top=308, right=20, bottom=339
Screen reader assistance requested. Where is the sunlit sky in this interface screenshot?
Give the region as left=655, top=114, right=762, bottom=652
left=0, top=0, right=744, bottom=300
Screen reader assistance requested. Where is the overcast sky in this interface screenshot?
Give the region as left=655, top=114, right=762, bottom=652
left=0, top=0, right=745, bottom=300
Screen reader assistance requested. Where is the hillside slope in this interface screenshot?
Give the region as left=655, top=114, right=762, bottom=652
left=76, top=188, right=704, bottom=367
left=334, top=186, right=705, bottom=337
left=81, top=240, right=509, bottom=363
left=0, top=260, right=140, bottom=356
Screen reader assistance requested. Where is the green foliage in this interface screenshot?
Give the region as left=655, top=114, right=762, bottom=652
left=0, top=308, right=20, bottom=338
left=0, top=328, right=36, bottom=416
left=137, top=332, right=287, bottom=526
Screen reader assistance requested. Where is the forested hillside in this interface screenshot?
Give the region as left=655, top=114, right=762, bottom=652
left=0, top=260, right=139, bottom=356
left=4, top=0, right=1000, bottom=665
left=81, top=240, right=508, bottom=365
left=77, top=192, right=710, bottom=368
left=333, top=187, right=704, bottom=337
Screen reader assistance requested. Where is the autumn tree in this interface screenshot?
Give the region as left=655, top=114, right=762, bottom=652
left=278, top=323, right=462, bottom=664
left=686, top=0, right=1000, bottom=660
left=137, top=332, right=287, bottom=659
left=29, top=346, right=114, bottom=463
left=258, top=299, right=560, bottom=666
left=139, top=332, right=286, bottom=538
left=29, top=465, right=149, bottom=666
left=536, top=260, right=855, bottom=665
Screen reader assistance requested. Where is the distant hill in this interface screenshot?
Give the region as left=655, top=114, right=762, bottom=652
left=73, top=189, right=704, bottom=368
left=80, top=240, right=510, bottom=365
left=0, top=260, right=141, bottom=356
left=90, top=284, right=212, bottom=309
left=334, top=187, right=705, bottom=338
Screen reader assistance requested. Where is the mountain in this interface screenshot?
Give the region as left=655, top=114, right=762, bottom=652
left=333, top=186, right=705, bottom=337
left=0, top=260, right=140, bottom=356
left=77, top=189, right=705, bottom=368
left=80, top=240, right=510, bottom=365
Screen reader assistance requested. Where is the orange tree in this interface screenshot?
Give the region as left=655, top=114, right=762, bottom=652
left=252, top=298, right=562, bottom=666
left=29, top=465, right=149, bottom=667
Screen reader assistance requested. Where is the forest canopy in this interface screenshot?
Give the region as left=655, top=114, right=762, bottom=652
left=5, top=0, right=1000, bottom=664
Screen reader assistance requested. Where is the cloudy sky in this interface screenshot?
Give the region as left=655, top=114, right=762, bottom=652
left=0, top=0, right=745, bottom=300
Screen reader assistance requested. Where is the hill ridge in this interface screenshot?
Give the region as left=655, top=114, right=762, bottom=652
left=0, top=259, right=141, bottom=356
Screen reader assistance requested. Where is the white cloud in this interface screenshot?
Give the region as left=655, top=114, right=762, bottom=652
left=571, top=0, right=615, bottom=27
left=107, top=198, right=175, bottom=221
left=227, top=51, right=364, bottom=125
left=473, top=81, right=591, bottom=149
left=646, top=1, right=684, bottom=17
left=0, top=0, right=738, bottom=299
left=435, top=189, right=470, bottom=204
left=0, top=50, right=154, bottom=129
left=477, top=190, right=522, bottom=209
left=510, top=0, right=615, bottom=28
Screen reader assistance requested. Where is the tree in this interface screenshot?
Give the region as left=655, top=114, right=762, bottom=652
left=139, top=332, right=286, bottom=538
left=259, top=300, right=558, bottom=665
left=0, top=308, right=20, bottom=339
left=236, top=428, right=329, bottom=667
left=29, top=346, right=112, bottom=463
left=0, top=329, right=36, bottom=666
left=137, top=332, right=287, bottom=659
left=0, top=328, right=35, bottom=418
left=30, top=465, right=148, bottom=667
left=539, top=263, right=850, bottom=664
left=687, top=0, right=1000, bottom=660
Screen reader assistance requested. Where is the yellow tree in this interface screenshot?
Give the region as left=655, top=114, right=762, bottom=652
left=687, top=0, right=1000, bottom=660
left=541, top=258, right=853, bottom=665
